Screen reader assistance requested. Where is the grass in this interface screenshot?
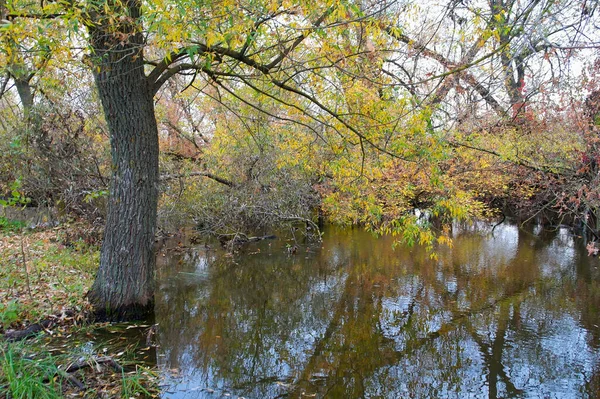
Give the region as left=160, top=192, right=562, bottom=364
left=0, top=216, right=26, bottom=233
left=0, top=341, right=63, bottom=399
left=0, top=222, right=99, bottom=331
left=0, top=219, right=160, bottom=398
left=121, top=366, right=159, bottom=398
left=0, top=338, right=160, bottom=398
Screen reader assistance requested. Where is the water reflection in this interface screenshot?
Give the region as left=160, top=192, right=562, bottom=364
left=155, top=223, right=600, bottom=398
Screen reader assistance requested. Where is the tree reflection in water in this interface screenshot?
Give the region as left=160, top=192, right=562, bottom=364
left=155, top=223, right=600, bottom=398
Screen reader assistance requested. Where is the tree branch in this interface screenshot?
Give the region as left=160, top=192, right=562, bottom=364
left=5, top=12, right=63, bottom=19
left=459, top=73, right=507, bottom=116
left=384, top=23, right=507, bottom=114
left=147, top=48, right=190, bottom=93
left=150, top=7, right=335, bottom=95
left=0, top=72, right=9, bottom=99
left=447, top=139, right=567, bottom=176
left=264, top=6, right=334, bottom=70
left=160, top=171, right=234, bottom=187
left=239, top=10, right=292, bottom=56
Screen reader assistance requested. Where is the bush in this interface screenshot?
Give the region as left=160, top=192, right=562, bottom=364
left=0, top=102, right=110, bottom=221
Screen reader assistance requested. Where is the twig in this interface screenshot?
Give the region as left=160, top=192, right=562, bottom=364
left=146, top=324, right=158, bottom=347
left=160, top=171, right=234, bottom=187
left=519, top=200, right=556, bottom=228
left=19, top=236, right=32, bottom=299
left=290, top=226, right=298, bottom=246
left=56, top=369, right=85, bottom=391
left=491, top=213, right=506, bottom=234
left=65, top=355, right=124, bottom=373
left=276, top=215, right=322, bottom=241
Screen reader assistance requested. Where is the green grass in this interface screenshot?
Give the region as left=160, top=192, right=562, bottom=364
left=0, top=301, right=21, bottom=328
left=0, top=223, right=158, bottom=398
left=0, top=339, right=160, bottom=398
left=0, top=226, right=99, bottom=328
left=121, top=366, right=158, bottom=398
left=0, top=341, right=64, bottom=399
left=0, top=216, right=26, bottom=233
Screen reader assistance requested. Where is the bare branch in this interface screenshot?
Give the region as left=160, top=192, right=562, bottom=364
left=160, top=171, right=234, bottom=187
left=147, top=48, right=189, bottom=90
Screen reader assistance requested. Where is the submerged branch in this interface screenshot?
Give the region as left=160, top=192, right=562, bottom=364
left=65, top=355, right=124, bottom=374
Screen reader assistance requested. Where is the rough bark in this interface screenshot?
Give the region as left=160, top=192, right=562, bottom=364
left=502, top=52, right=526, bottom=116
left=87, top=0, right=159, bottom=320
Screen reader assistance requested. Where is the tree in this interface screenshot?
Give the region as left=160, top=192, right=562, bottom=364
left=380, top=0, right=598, bottom=119
left=80, top=0, right=159, bottom=318
left=3, top=0, right=597, bottom=319
left=3, top=0, right=405, bottom=319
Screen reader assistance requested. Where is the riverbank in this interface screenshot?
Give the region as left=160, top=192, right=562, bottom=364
left=0, top=220, right=159, bottom=398
left=0, top=220, right=98, bottom=331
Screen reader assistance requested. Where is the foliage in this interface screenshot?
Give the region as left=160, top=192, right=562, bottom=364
left=0, top=337, right=160, bottom=398
left=1, top=0, right=599, bottom=255
left=0, top=100, right=110, bottom=220
left=120, top=366, right=158, bottom=399
left=0, top=300, right=20, bottom=327
left=158, top=92, right=323, bottom=234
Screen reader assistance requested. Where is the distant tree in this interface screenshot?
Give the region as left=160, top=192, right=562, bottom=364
left=382, top=0, right=598, bottom=120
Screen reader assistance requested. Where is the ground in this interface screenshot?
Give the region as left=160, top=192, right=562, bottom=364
left=0, top=220, right=159, bottom=398
left=0, top=221, right=98, bottom=331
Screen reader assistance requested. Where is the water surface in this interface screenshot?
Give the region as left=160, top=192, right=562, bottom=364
left=155, top=223, right=600, bottom=398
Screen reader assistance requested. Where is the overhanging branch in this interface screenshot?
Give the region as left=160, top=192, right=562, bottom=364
left=149, top=7, right=335, bottom=95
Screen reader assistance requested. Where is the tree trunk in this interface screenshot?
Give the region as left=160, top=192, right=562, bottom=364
left=493, top=0, right=527, bottom=118
left=3, top=0, right=33, bottom=118
left=14, top=76, right=33, bottom=114
left=87, top=1, right=159, bottom=320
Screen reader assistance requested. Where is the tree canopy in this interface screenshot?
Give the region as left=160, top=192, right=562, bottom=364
left=1, top=0, right=599, bottom=317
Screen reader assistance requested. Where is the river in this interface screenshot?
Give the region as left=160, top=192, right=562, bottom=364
left=152, top=221, right=600, bottom=398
